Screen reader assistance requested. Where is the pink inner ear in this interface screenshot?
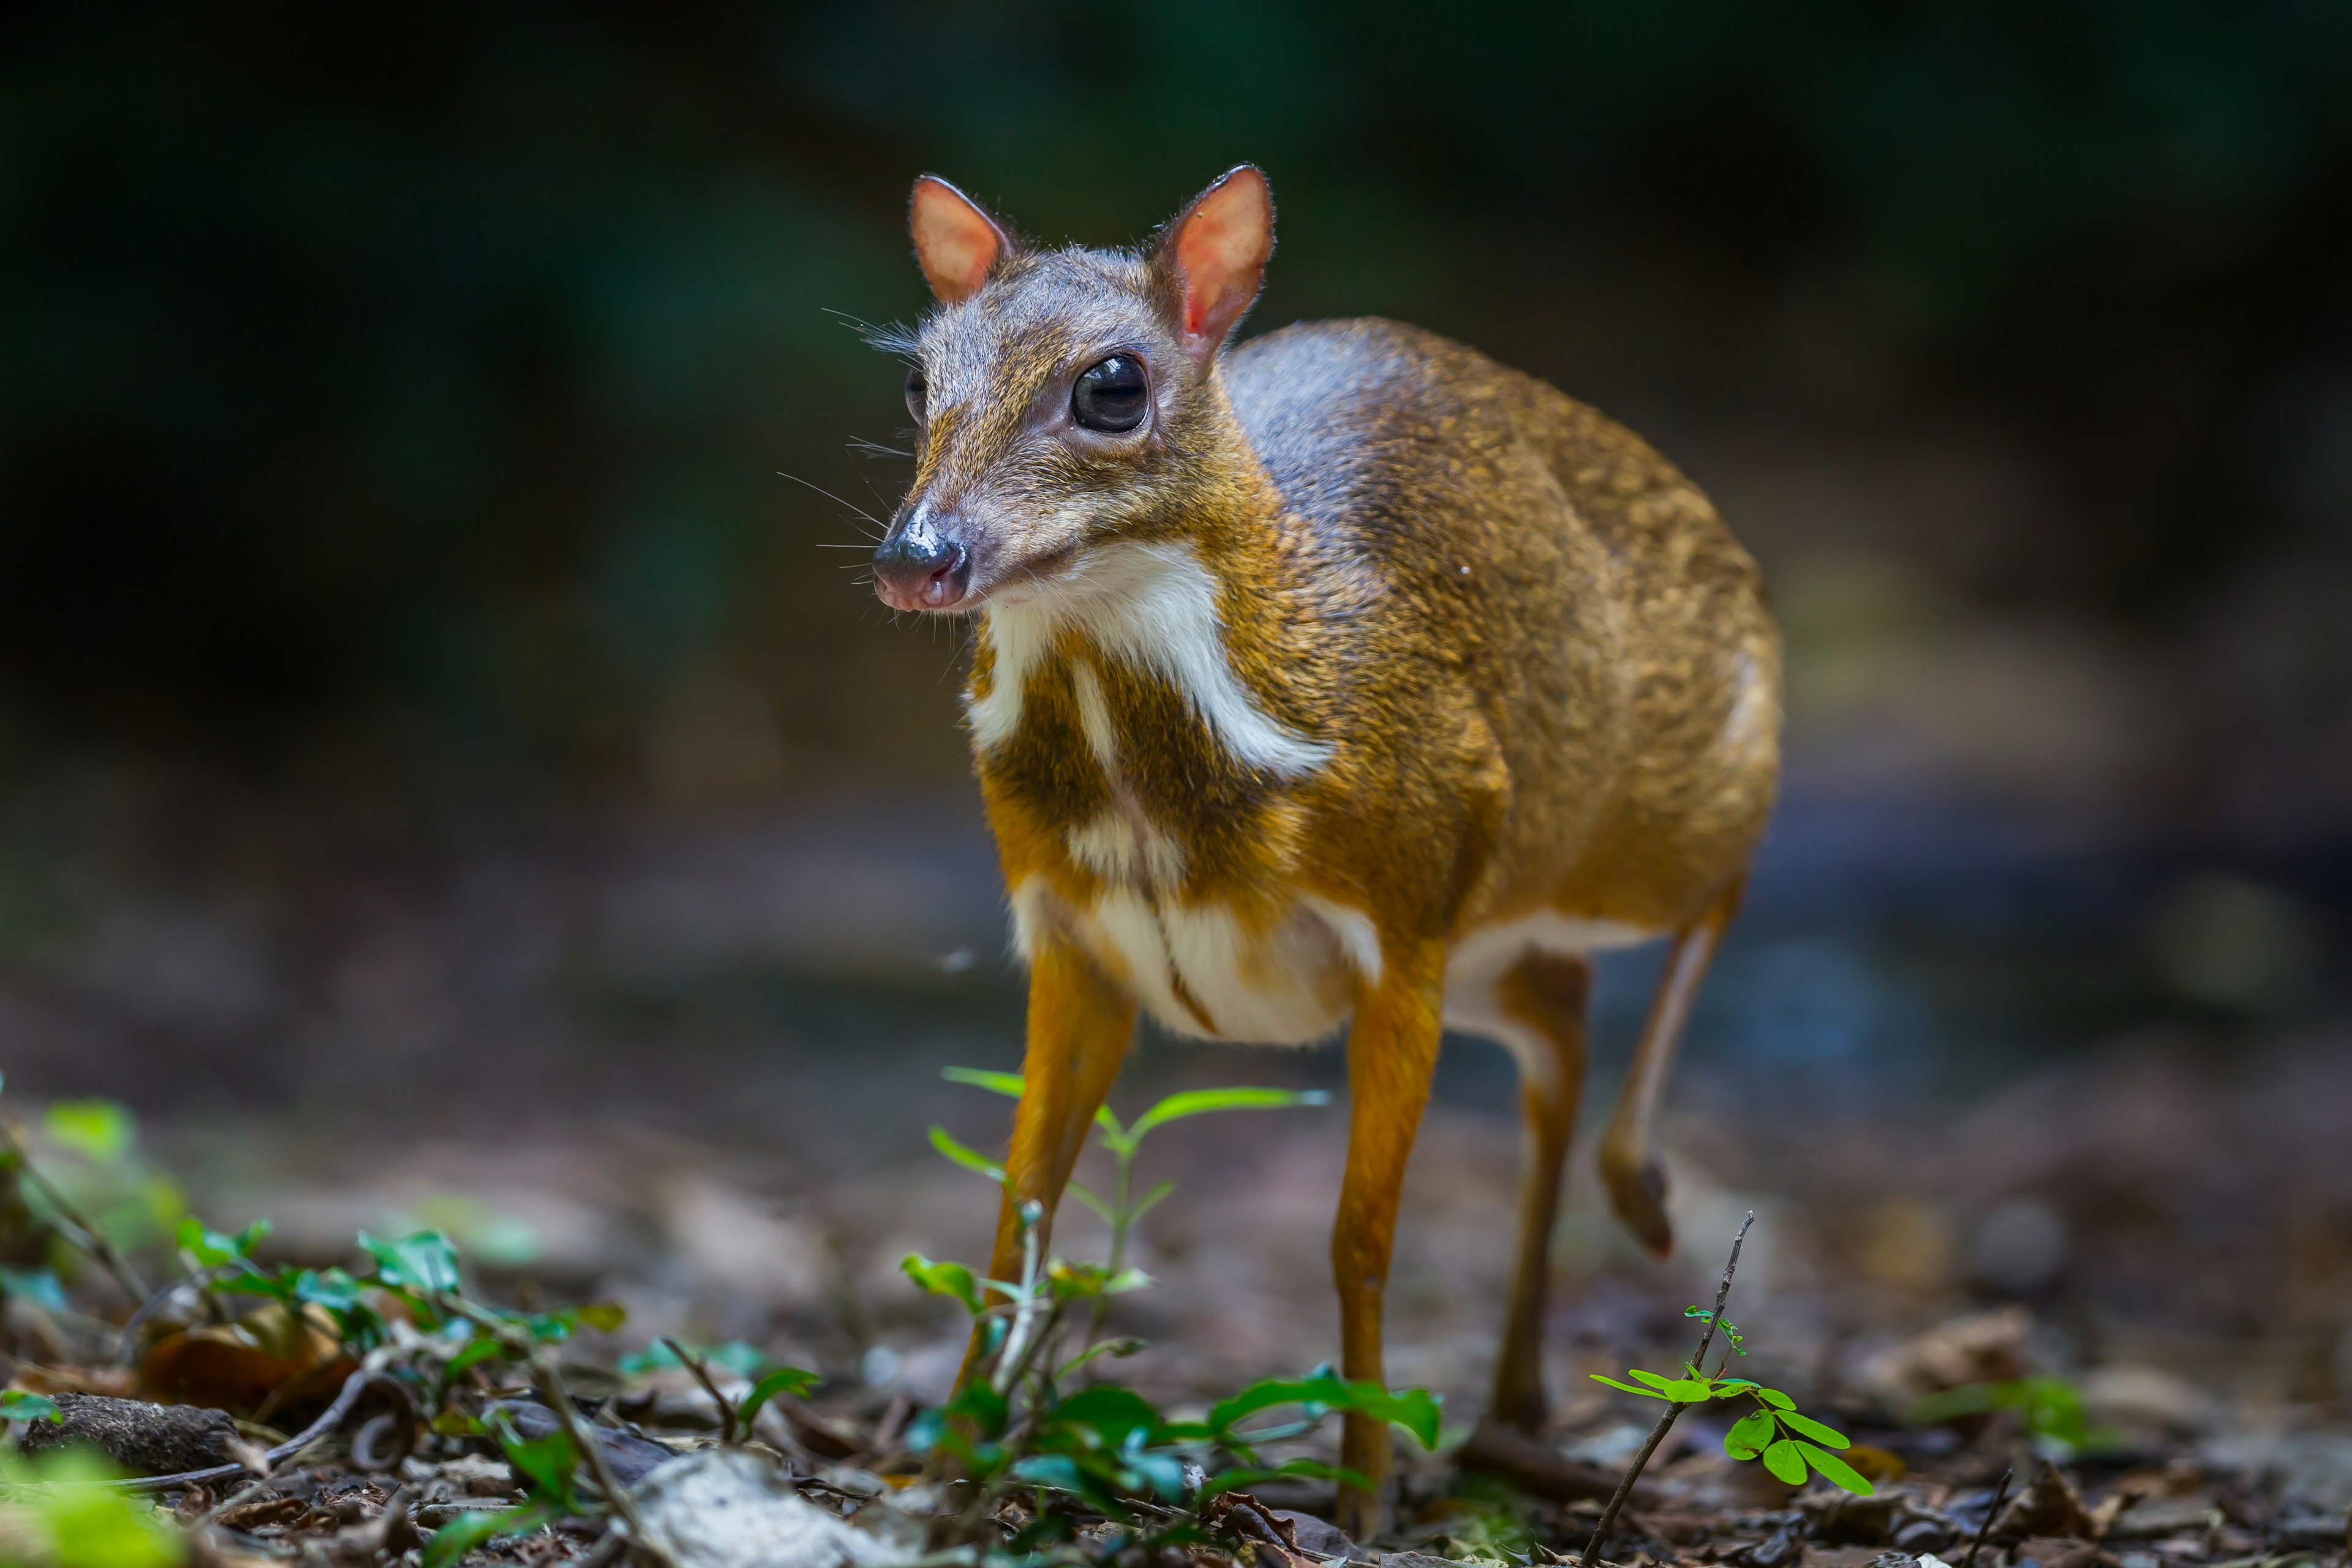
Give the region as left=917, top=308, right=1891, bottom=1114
left=911, top=178, right=1003, bottom=304
left=1173, top=169, right=1272, bottom=354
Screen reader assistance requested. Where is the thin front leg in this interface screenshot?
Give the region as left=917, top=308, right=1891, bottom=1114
left=963, top=937, right=1136, bottom=1381
left=1488, top=949, right=1592, bottom=1433
left=1332, top=937, right=1447, bottom=1540
left=1598, top=880, right=1743, bottom=1257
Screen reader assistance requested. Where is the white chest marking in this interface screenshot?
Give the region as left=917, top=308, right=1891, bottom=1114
left=1067, top=812, right=1186, bottom=888
left=965, top=541, right=1329, bottom=776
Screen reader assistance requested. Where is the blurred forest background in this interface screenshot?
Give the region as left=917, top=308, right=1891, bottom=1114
left=1, top=1, right=2350, bottom=1402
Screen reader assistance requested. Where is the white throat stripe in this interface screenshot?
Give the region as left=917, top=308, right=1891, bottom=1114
left=966, top=541, right=1329, bottom=776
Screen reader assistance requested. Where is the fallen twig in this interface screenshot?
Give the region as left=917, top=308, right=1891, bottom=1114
left=1581, top=1210, right=1755, bottom=1567
left=1964, top=1465, right=2016, bottom=1568
left=662, top=1336, right=738, bottom=1444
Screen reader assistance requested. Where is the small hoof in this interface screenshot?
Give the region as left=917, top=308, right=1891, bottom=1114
left=1604, top=1155, right=1675, bottom=1257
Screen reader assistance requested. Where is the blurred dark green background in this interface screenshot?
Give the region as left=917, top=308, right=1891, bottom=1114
left=1, top=3, right=2348, bottom=1126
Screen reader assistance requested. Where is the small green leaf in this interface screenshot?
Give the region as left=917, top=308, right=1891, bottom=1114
left=1210, top=1373, right=1441, bottom=1449
left=1589, top=1375, right=1669, bottom=1399
left=0, top=1267, right=68, bottom=1313
left=1199, top=1458, right=1373, bottom=1501
left=360, top=1230, right=462, bottom=1294
left=573, top=1301, right=626, bottom=1333
left=0, top=1390, right=62, bottom=1424
left=1724, top=1409, right=1776, bottom=1459
left=424, top=1506, right=551, bottom=1568
left=738, top=1366, right=821, bottom=1428
left=941, top=1066, right=1027, bottom=1098
left=295, top=1267, right=361, bottom=1311
left=1660, top=1378, right=1713, bottom=1401
left=491, top=1415, right=581, bottom=1507
left=618, top=1340, right=769, bottom=1378
left=1795, top=1441, right=1874, bottom=1495
left=45, top=1100, right=135, bottom=1163
left=928, top=1126, right=1008, bottom=1185
left=1762, top=1438, right=1807, bottom=1484
left=1009, top=1452, right=1084, bottom=1491
left=1125, top=1087, right=1330, bottom=1143
left=443, top=1336, right=509, bottom=1379
left=1627, top=1369, right=1679, bottom=1390
left=1778, top=1409, right=1850, bottom=1449
left=1755, top=1387, right=1795, bottom=1410
left=1050, top=1385, right=1161, bottom=1446
left=1066, top=1184, right=1117, bottom=1224
left=1685, top=1306, right=1714, bottom=1320
left=944, top=1379, right=1009, bottom=1440
left=902, top=1253, right=984, bottom=1314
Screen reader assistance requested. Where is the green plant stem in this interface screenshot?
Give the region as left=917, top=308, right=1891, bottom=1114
left=1581, top=1210, right=1754, bottom=1567
left=532, top=1352, right=661, bottom=1559
left=0, top=1120, right=149, bottom=1305
left=990, top=1205, right=1049, bottom=1396
left=436, top=1291, right=667, bottom=1564
left=1088, top=1144, right=1136, bottom=1352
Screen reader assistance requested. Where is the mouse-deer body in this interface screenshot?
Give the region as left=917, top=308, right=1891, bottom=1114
left=873, top=167, right=1779, bottom=1534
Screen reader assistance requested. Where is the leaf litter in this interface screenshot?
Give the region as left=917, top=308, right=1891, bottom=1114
left=0, top=1052, right=2341, bottom=1568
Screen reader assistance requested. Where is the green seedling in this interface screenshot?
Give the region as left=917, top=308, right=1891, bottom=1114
left=1592, top=1365, right=1873, bottom=1493
left=1912, top=1376, right=2117, bottom=1459
left=937, top=1069, right=1327, bottom=1337
left=1583, top=1214, right=1870, bottom=1567
left=636, top=1337, right=820, bottom=1444
left=422, top=1409, right=594, bottom=1568
left=0, top=1389, right=63, bottom=1428
left=902, top=1199, right=1440, bottom=1556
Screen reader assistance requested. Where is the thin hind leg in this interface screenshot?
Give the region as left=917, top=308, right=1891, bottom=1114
left=1487, top=949, right=1593, bottom=1432
left=1599, top=878, right=1745, bottom=1257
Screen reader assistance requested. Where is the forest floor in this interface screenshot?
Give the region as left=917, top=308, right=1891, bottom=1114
left=0, top=1031, right=2346, bottom=1568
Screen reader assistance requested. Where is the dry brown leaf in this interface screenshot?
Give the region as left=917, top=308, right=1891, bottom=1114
left=9, top=1364, right=140, bottom=1399
left=139, top=1301, right=355, bottom=1418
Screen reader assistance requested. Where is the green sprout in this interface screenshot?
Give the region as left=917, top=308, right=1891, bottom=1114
left=1592, top=1357, right=1872, bottom=1495
left=1912, top=1376, right=2119, bottom=1459
left=935, top=1068, right=1327, bottom=1338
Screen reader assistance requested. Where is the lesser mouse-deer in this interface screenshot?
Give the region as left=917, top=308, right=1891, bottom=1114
left=871, top=165, right=1779, bottom=1533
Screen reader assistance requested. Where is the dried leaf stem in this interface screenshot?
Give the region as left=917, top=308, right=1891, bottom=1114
left=661, top=1336, right=738, bottom=1444
left=1581, top=1210, right=1756, bottom=1567
left=1964, top=1465, right=2016, bottom=1568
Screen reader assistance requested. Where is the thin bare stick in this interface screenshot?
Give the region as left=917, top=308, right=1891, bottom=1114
left=0, top=1119, right=149, bottom=1305
left=1963, top=1465, right=2015, bottom=1568
left=1581, top=1210, right=1755, bottom=1567
left=432, top=1289, right=668, bottom=1564
left=532, top=1352, right=664, bottom=1563
left=661, top=1336, right=737, bottom=1444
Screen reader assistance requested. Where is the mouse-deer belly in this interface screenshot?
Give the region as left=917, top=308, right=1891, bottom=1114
left=1014, top=876, right=1369, bottom=1045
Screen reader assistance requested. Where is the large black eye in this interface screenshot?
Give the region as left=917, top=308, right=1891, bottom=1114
left=1071, top=355, right=1148, bottom=433
left=905, top=367, right=928, bottom=421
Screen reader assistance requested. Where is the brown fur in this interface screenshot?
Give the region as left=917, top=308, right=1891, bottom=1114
left=878, top=171, right=1781, bottom=1534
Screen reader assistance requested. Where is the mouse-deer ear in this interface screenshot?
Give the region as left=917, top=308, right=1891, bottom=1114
left=1157, top=165, right=1275, bottom=366
left=909, top=176, right=1010, bottom=304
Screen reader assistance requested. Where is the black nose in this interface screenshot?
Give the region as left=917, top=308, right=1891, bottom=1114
left=873, top=514, right=971, bottom=610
